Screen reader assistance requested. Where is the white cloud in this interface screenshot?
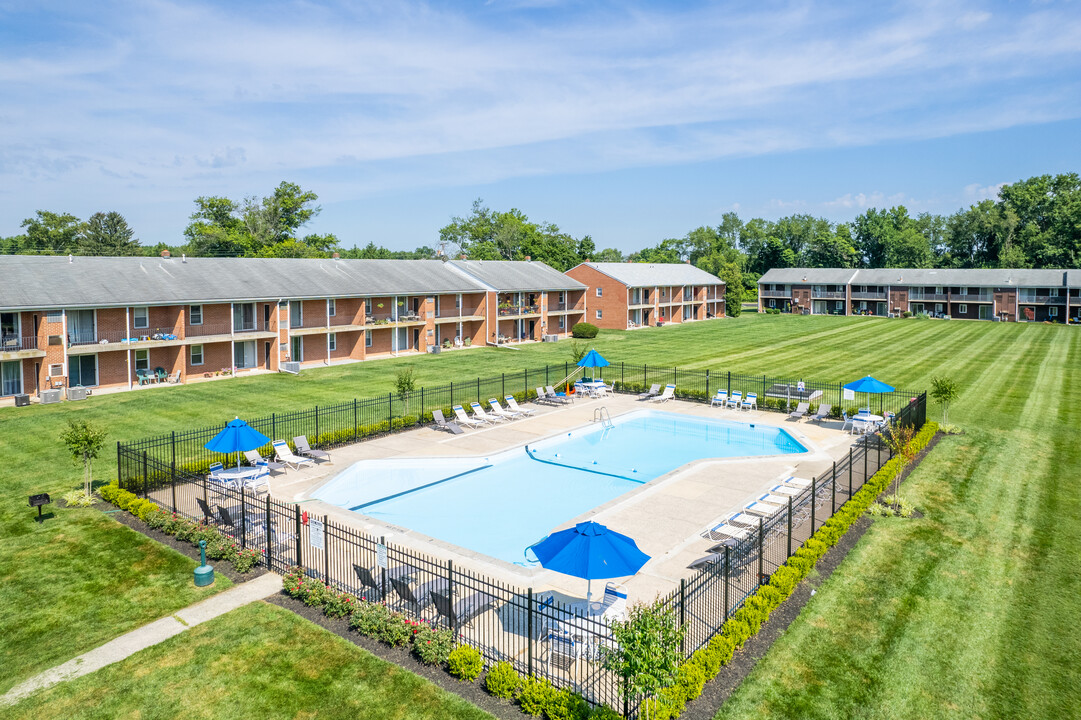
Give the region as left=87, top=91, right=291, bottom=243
left=823, top=192, right=908, bottom=210
left=963, top=182, right=1005, bottom=202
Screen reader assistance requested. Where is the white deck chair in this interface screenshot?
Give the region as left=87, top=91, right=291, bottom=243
left=726, top=391, right=742, bottom=410
left=535, top=387, right=556, bottom=405
left=638, top=383, right=661, bottom=400
left=244, top=449, right=285, bottom=473
left=649, top=384, right=676, bottom=403
left=710, top=390, right=728, bottom=408
left=546, top=386, right=571, bottom=404
left=272, top=439, right=314, bottom=471
left=840, top=412, right=854, bottom=433
left=770, top=484, right=803, bottom=496
left=453, top=404, right=485, bottom=427
left=744, top=499, right=784, bottom=517
left=504, top=395, right=536, bottom=416
left=489, top=398, right=520, bottom=419
left=741, top=392, right=758, bottom=411
left=704, top=513, right=751, bottom=542
left=470, top=401, right=504, bottom=423
left=599, top=582, right=628, bottom=623
left=783, top=476, right=813, bottom=488
left=293, top=435, right=332, bottom=463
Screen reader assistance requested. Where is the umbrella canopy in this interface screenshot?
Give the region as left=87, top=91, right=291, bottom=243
left=205, top=418, right=271, bottom=467
left=843, top=375, right=895, bottom=394
left=531, top=521, right=649, bottom=600
left=577, top=349, right=610, bottom=369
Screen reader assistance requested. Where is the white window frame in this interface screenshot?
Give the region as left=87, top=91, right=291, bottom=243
left=49, top=363, right=64, bottom=377
left=596, top=309, right=603, bottom=319
left=959, top=304, right=968, bottom=314
left=558, top=316, right=565, bottom=329
left=133, top=306, right=149, bottom=329
left=1050, top=306, right=1059, bottom=317
left=190, top=344, right=204, bottom=366
left=328, top=299, right=336, bottom=317
left=134, top=349, right=149, bottom=371
left=365, top=330, right=373, bottom=347
left=595, top=287, right=602, bottom=297
left=46, top=310, right=62, bottom=323
left=328, top=333, right=337, bottom=351
left=189, top=305, right=203, bottom=325
left=769, top=300, right=776, bottom=308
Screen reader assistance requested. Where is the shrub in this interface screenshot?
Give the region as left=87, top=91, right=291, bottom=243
left=378, top=611, right=415, bottom=647
left=144, top=508, right=170, bottom=530
left=902, top=310, right=913, bottom=318
left=283, top=567, right=326, bottom=604
left=62, top=489, right=95, bottom=507
left=517, top=676, right=559, bottom=717
left=232, top=547, right=261, bottom=573
left=830, top=404, right=843, bottom=418
left=349, top=599, right=392, bottom=636
left=570, top=322, right=599, bottom=339
left=484, top=661, right=521, bottom=699
left=546, top=689, right=591, bottom=720
left=412, top=625, right=454, bottom=666
left=322, top=588, right=357, bottom=619
left=588, top=707, right=622, bottom=720
left=448, top=644, right=484, bottom=682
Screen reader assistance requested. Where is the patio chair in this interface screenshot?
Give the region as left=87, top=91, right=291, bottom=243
left=135, top=369, right=152, bottom=386
left=453, top=405, right=485, bottom=428
left=840, top=412, right=854, bottom=433
left=352, top=564, right=384, bottom=601
left=744, top=499, right=784, bottom=517
left=489, top=398, right=521, bottom=419
left=808, top=406, right=830, bottom=422
left=244, top=449, right=285, bottom=473
left=648, top=384, right=676, bottom=403
left=272, top=439, right=314, bottom=471
left=726, top=391, right=742, bottom=410
left=598, top=582, right=628, bottom=623
left=196, top=497, right=220, bottom=524
left=637, top=383, right=661, bottom=400
left=710, top=390, right=728, bottom=408
left=741, top=392, right=758, bottom=412
left=430, top=590, right=496, bottom=630
left=703, top=514, right=751, bottom=542
left=534, top=387, right=554, bottom=405
left=154, top=367, right=168, bottom=383
left=217, top=506, right=261, bottom=540
left=770, top=484, right=803, bottom=497
left=432, top=409, right=464, bottom=434
left=166, top=371, right=182, bottom=384
left=470, top=401, right=502, bottom=423
left=788, top=401, right=810, bottom=421
left=546, top=385, right=570, bottom=404
left=293, top=435, right=332, bottom=464
left=390, top=576, right=449, bottom=614
left=782, top=476, right=812, bottom=488
left=504, top=395, right=536, bottom=416
left=545, top=629, right=580, bottom=672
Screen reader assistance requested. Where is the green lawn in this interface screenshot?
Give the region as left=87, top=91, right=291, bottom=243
left=3, top=314, right=1079, bottom=716
left=6, top=602, right=494, bottom=720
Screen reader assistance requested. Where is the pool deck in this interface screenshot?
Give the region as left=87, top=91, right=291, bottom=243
left=267, top=393, right=862, bottom=604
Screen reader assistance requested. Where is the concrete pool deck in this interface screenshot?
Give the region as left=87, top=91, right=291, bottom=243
left=266, top=393, right=863, bottom=603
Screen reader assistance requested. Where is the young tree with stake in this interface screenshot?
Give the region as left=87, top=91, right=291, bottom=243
left=60, top=419, right=107, bottom=499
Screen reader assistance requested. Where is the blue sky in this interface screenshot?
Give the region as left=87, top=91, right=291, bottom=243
left=1, top=0, right=1079, bottom=252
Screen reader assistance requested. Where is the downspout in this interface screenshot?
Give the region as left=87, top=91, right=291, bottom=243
left=61, top=309, right=69, bottom=381
left=125, top=307, right=132, bottom=390
left=229, top=302, right=236, bottom=376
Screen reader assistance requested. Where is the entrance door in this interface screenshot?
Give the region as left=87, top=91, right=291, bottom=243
left=979, top=305, right=991, bottom=320
left=234, top=340, right=256, bottom=369
left=264, top=341, right=272, bottom=367
left=0, top=361, right=21, bottom=396
left=528, top=320, right=535, bottom=339
left=290, top=336, right=303, bottom=362
left=69, top=355, right=97, bottom=387
left=412, top=328, right=420, bottom=350
left=264, top=304, right=271, bottom=328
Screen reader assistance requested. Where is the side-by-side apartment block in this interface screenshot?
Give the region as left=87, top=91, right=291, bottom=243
left=565, top=262, right=725, bottom=330
left=0, top=255, right=589, bottom=398
left=757, top=267, right=1081, bottom=323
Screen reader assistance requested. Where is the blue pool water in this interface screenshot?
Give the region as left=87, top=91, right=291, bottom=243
left=312, top=410, right=806, bottom=564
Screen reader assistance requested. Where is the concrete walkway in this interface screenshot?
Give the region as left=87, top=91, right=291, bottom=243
left=1, top=572, right=282, bottom=706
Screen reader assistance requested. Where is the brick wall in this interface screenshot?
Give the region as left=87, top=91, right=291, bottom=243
left=565, top=265, right=627, bottom=329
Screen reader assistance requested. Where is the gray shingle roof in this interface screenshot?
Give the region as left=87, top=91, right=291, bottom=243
left=575, top=262, right=724, bottom=287
left=759, top=267, right=1076, bottom=288
left=448, top=260, right=586, bottom=292
left=0, top=256, right=488, bottom=310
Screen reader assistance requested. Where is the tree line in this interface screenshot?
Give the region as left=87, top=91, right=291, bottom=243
left=3, top=174, right=1078, bottom=317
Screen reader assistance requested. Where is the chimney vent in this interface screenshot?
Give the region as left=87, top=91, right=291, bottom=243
left=161, top=249, right=171, bottom=258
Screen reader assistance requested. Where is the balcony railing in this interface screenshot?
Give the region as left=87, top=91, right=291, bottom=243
left=367, top=313, right=423, bottom=325
left=0, top=335, right=39, bottom=352
left=812, top=291, right=846, bottom=299
left=188, top=321, right=272, bottom=337
left=436, top=306, right=481, bottom=319
left=497, top=305, right=540, bottom=316
left=909, top=292, right=948, bottom=302
left=952, top=293, right=993, bottom=303
left=759, top=290, right=790, bottom=298
left=69, top=329, right=180, bottom=346
left=851, top=291, right=887, bottom=300
left=1019, top=295, right=1067, bottom=305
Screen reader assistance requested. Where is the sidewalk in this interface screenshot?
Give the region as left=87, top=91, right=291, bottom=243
left=2, top=572, right=282, bottom=706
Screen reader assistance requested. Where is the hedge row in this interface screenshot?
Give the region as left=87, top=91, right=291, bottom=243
left=645, top=421, right=939, bottom=719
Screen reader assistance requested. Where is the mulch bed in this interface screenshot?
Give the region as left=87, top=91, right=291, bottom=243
left=103, top=508, right=268, bottom=585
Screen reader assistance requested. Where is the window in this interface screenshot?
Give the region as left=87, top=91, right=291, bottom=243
left=559, top=291, right=566, bottom=303
left=233, top=302, right=255, bottom=331
left=134, top=349, right=149, bottom=371
left=365, top=330, right=373, bottom=347
left=1050, top=306, right=1059, bottom=317
left=769, top=300, right=776, bottom=308
left=959, top=304, right=967, bottom=314
left=190, top=345, right=204, bottom=366
left=328, top=299, right=336, bottom=317
left=46, top=310, right=62, bottom=323
left=49, top=363, right=63, bottom=378
left=596, top=287, right=603, bottom=297
left=328, top=333, right=337, bottom=351
left=0, top=312, right=18, bottom=340
left=558, top=316, right=565, bottom=329
left=189, top=305, right=202, bottom=325
left=596, top=310, right=603, bottom=319
left=133, top=306, right=148, bottom=329
left=289, top=301, right=302, bottom=328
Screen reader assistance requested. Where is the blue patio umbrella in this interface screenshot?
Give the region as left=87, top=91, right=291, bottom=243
left=530, top=521, right=650, bottom=601
left=576, top=348, right=610, bottom=384
left=204, top=417, right=271, bottom=468
left=843, top=375, right=895, bottom=414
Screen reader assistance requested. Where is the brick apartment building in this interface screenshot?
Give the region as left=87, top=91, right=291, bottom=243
left=757, top=267, right=1081, bottom=322
left=0, top=255, right=585, bottom=399
left=565, top=262, right=725, bottom=330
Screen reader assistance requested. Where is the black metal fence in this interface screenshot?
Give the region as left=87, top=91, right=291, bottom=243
left=117, top=363, right=925, bottom=716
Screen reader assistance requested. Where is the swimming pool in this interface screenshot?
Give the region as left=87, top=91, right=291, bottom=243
left=312, top=410, right=806, bottom=565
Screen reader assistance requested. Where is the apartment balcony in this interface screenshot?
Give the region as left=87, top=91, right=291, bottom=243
left=851, top=291, right=887, bottom=300
left=908, top=293, right=949, bottom=302
left=188, top=322, right=276, bottom=338
left=952, top=293, right=994, bottom=303
left=68, top=329, right=183, bottom=355
left=1019, top=295, right=1068, bottom=305
left=759, top=290, right=790, bottom=298
left=812, top=291, right=846, bottom=299
left=0, top=335, right=45, bottom=360
left=366, top=313, right=426, bottom=327
left=497, top=305, right=541, bottom=317
left=435, top=306, right=483, bottom=322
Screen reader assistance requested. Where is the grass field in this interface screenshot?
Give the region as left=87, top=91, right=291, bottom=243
left=3, top=314, right=1079, bottom=717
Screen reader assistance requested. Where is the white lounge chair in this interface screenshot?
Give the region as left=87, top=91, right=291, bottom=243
left=293, top=435, right=332, bottom=464
left=453, top=404, right=485, bottom=428
left=273, top=439, right=314, bottom=471
left=808, top=406, right=830, bottom=422
left=704, top=513, right=751, bottom=542
left=770, top=484, right=803, bottom=496
left=489, top=398, right=520, bottom=419
left=710, top=390, right=727, bottom=408
left=504, top=395, right=536, bottom=416
left=470, top=401, right=504, bottom=423
left=789, top=402, right=810, bottom=421
left=432, top=409, right=464, bottom=434
left=649, top=384, right=676, bottom=403
left=599, top=582, right=628, bottom=623
left=741, top=392, right=758, bottom=411
left=726, top=391, right=742, bottom=410
left=638, top=383, right=661, bottom=400
left=744, top=499, right=784, bottom=517
left=244, top=449, right=285, bottom=473
left=783, top=476, right=812, bottom=488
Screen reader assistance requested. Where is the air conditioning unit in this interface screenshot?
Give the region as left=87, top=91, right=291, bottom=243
left=14, top=393, right=31, bottom=407
left=66, top=386, right=88, bottom=401
left=40, top=389, right=62, bottom=404
left=281, top=361, right=301, bottom=374
left=542, top=334, right=560, bottom=342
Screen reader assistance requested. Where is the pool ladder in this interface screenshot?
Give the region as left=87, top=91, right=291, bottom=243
left=594, top=406, right=614, bottom=429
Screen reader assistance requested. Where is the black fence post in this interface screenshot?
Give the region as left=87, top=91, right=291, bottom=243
left=295, top=505, right=302, bottom=567
left=380, top=535, right=388, bottom=602
left=832, top=461, right=837, bottom=514
left=387, top=392, right=392, bottom=430
left=723, top=545, right=730, bottom=621
left=757, top=517, right=764, bottom=585
left=324, top=515, right=331, bottom=585
left=170, top=456, right=177, bottom=512
left=240, top=487, right=247, bottom=550
left=142, top=451, right=148, bottom=499
left=501, top=373, right=505, bottom=398
left=476, top=376, right=480, bottom=403
left=849, top=448, right=853, bottom=496
left=265, top=495, right=272, bottom=568
left=679, top=579, right=686, bottom=655
left=273, top=412, right=276, bottom=442
left=727, top=371, right=731, bottom=398
left=171, top=431, right=176, bottom=473
left=864, top=441, right=868, bottom=483
left=116, top=442, right=122, bottom=484
left=447, top=560, right=455, bottom=630
left=314, top=405, right=319, bottom=444
left=643, top=363, right=647, bottom=388
left=527, top=588, right=534, bottom=676
left=787, top=495, right=793, bottom=558
left=705, top=369, right=710, bottom=398
left=420, top=387, right=425, bottom=417
left=810, top=477, right=816, bottom=531
left=353, top=401, right=358, bottom=440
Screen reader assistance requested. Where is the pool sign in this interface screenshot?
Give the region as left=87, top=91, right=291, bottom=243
left=309, top=519, right=325, bottom=550
left=843, top=388, right=856, bottom=401
left=376, top=542, right=388, bottom=569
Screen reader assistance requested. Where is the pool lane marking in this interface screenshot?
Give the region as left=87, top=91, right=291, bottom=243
left=348, top=464, right=494, bottom=511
